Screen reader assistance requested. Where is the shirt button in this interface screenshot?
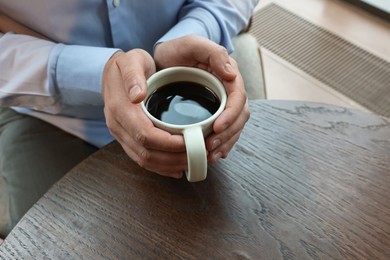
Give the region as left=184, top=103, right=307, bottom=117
left=112, top=0, right=120, bottom=8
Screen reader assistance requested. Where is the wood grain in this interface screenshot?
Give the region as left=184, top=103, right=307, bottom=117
left=0, top=100, right=389, bottom=259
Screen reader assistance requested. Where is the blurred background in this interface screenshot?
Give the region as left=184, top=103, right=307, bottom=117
left=252, top=0, right=390, bottom=117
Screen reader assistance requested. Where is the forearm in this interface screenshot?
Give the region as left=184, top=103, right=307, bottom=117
left=157, top=0, right=259, bottom=53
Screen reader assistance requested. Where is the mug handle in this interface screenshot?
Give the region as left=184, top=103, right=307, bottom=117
left=183, top=126, right=207, bottom=182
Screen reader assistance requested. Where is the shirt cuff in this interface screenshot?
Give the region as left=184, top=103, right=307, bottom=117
left=52, top=44, right=120, bottom=107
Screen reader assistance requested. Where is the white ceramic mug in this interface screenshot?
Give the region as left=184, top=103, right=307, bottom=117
left=141, top=66, right=227, bottom=182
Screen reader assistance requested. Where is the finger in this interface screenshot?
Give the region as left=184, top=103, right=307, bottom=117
left=212, top=57, right=248, bottom=133
left=106, top=110, right=188, bottom=177
left=114, top=105, right=186, bottom=152
left=139, top=127, right=186, bottom=152
left=116, top=49, right=156, bottom=103
left=206, top=100, right=250, bottom=151
left=121, top=143, right=188, bottom=178
left=215, top=91, right=248, bottom=133
left=155, top=35, right=236, bottom=81
left=102, top=52, right=128, bottom=102
left=207, top=130, right=242, bottom=164
left=207, top=44, right=236, bottom=81
left=186, top=37, right=236, bottom=81
left=219, top=58, right=242, bottom=93
left=134, top=148, right=188, bottom=170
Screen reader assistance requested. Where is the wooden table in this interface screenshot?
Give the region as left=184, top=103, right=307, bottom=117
left=1, top=100, right=389, bottom=259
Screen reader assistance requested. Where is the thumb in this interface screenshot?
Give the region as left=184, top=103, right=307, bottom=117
left=209, top=52, right=237, bottom=82
left=190, top=38, right=236, bottom=82
left=116, top=49, right=156, bottom=103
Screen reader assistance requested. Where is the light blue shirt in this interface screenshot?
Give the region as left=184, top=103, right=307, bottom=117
left=0, top=0, right=258, bottom=147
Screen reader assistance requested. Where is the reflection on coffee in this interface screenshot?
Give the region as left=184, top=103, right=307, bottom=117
left=146, top=81, right=221, bottom=125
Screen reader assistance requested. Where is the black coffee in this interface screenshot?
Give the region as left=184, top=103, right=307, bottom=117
left=146, top=81, right=221, bottom=125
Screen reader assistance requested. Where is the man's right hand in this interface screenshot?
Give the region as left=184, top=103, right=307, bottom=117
left=102, top=49, right=187, bottom=179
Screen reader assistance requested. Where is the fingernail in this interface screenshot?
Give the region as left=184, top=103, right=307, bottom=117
left=129, top=85, right=141, bottom=102
left=214, top=152, right=222, bottom=162
left=212, top=139, right=221, bottom=150
left=176, top=171, right=184, bottom=179
left=225, top=63, right=233, bottom=73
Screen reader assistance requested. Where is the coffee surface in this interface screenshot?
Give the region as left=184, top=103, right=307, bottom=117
left=146, top=81, right=221, bottom=125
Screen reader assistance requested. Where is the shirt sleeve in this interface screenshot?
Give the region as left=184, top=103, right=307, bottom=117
left=157, top=0, right=259, bottom=53
left=0, top=32, right=119, bottom=116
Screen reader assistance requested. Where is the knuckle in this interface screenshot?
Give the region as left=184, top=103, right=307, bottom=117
left=105, top=101, right=119, bottom=115
left=244, top=103, right=251, bottom=115
left=104, top=108, right=118, bottom=133
left=243, top=104, right=251, bottom=122
left=241, top=90, right=248, bottom=101
left=132, top=48, right=148, bottom=58
left=134, top=130, right=148, bottom=146
left=217, top=45, right=229, bottom=56
left=137, top=149, right=151, bottom=168
left=105, top=118, right=115, bottom=132
left=229, top=57, right=238, bottom=67
left=103, top=106, right=110, bottom=118
left=211, top=45, right=229, bottom=63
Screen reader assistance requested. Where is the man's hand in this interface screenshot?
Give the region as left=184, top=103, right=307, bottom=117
left=102, top=49, right=187, bottom=178
left=154, top=35, right=250, bottom=163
